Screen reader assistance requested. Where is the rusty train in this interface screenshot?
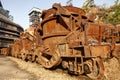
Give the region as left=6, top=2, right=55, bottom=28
left=0, top=3, right=120, bottom=79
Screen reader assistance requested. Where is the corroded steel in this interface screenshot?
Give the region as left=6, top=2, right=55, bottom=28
left=0, top=48, right=8, bottom=55
left=0, top=3, right=120, bottom=80
left=38, top=3, right=120, bottom=79
left=20, top=32, right=36, bottom=61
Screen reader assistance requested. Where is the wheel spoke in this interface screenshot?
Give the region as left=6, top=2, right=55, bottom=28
left=37, top=46, right=61, bottom=68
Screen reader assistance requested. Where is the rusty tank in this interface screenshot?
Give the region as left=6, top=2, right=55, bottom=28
left=1, top=3, right=120, bottom=80
left=36, top=3, right=120, bottom=79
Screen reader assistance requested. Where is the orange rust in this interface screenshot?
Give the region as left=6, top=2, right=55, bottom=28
left=0, top=3, right=120, bottom=80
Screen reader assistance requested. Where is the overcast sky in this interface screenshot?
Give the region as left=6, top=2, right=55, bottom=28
left=1, top=0, right=116, bottom=29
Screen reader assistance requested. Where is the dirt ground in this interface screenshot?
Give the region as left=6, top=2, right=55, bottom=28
left=0, top=55, right=90, bottom=80
left=102, top=57, right=120, bottom=80
left=1, top=54, right=120, bottom=80
left=8, top=56, right=91, bottom=80
left=0, top=55, right=37, bottom=80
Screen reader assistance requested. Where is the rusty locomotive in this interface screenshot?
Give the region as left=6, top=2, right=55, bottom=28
left=0, top=3, right=120, bottom=79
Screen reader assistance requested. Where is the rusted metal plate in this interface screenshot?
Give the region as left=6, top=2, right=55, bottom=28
left=1, top=3, right=120, bottom=80
left=89, top=45, right=111, bottom=58
left=112, top=44, right=120, bottom=58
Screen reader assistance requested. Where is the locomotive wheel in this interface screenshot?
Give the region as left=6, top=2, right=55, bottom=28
left=21, top=49, right=27, bottom=61
left=32, top=49, right=39, bottom=62
left=37, top=47, right=61, bottom=68
left=31, top=54, right=36, bottom=62
left=14, top=50, right=19, bottom=58
left=14, top=53, right=18, bottom=58
left=85, top=57, right=104, bottom=79
left=21, top=52, right=26, bottom=61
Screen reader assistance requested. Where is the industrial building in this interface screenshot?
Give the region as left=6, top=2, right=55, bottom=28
left=0, top=1, right=23, bottom=49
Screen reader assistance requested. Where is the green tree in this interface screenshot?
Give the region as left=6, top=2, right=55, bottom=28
left=105, top=3, right=120, bottom=25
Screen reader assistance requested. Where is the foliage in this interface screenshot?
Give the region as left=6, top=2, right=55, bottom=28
left=82, top=0, right=94, bottom=11
left=82, top=0, right=120, bottom=25
left=104, top=3, right=120, bottom=25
